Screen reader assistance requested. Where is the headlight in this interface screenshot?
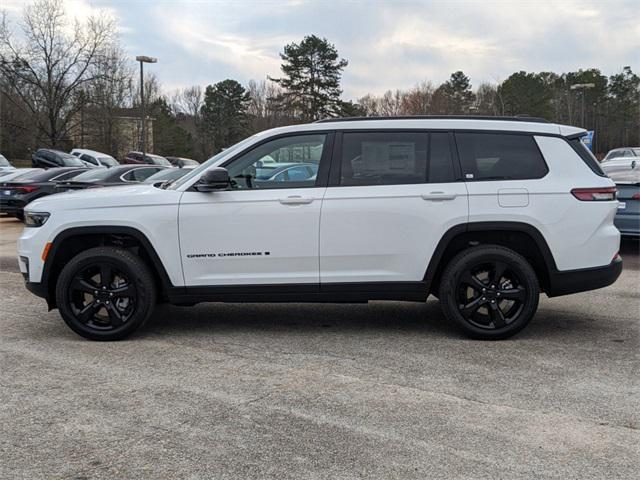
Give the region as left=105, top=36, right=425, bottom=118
left=24, top=211, right=50, bottom=227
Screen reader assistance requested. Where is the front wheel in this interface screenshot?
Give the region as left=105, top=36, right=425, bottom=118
left=439, top=245, right=540, bottom=340
left=56, top=247, right=157, bottom=340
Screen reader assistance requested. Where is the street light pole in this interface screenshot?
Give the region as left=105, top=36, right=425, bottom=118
left=135, top=55, right=157, bottom=158
left=570, top=83, right=595, bottom=128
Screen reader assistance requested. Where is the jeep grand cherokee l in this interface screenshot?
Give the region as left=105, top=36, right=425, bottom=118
left=18, top=116, right=622, bottom=341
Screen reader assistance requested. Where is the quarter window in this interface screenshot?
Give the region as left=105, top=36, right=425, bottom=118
left=456, top=133, right=548, bottom=181
left=226, top=134, right=326, bottom=190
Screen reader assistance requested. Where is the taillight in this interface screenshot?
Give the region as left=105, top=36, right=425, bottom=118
left=632, top=193, right=640, bottom=200
left=571, top=187, right=617, bottom=201
left=15, top=185, right=38, bottom=193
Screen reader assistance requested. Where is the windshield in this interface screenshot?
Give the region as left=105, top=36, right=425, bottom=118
left=0, top=154, right=9, bottom=166
left=60, top=154, right=86, bottom=166
left=99, top=156, right=119, bottom=167
left=68, top=168, right=113, bottom=182
left=146, top=154, right=171, bottom=166
left=167, top=135, right=258, bottom=190
left=4, top=170, right=44, bottom=182
left=144, top=168, right=189, bottom=183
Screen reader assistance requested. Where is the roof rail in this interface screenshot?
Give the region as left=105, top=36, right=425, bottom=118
left=314, top=115, right=550, bottom=124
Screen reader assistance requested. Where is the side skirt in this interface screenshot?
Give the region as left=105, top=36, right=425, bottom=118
left=166, top=282, right=428, bottom=304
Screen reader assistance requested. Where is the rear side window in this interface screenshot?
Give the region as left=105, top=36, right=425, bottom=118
left=339, top=131, right=455, bottom=186
left=456, top=133, right=548, bottom=181
left=569, top=138, right=606, bottom=177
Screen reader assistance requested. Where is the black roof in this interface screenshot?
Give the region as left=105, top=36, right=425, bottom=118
left=315, top=115, right=550, bottom=124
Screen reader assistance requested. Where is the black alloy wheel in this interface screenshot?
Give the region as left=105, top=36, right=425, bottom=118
left=56, top=247, right=156, bottom=340
left=68, top=262, right=137, bottom=331
left=439, top=245, right=540, bottom=340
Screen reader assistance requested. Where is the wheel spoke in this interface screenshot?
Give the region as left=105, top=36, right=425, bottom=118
left=71, top=278, right=96, bottom=294
left=99, top=264, right=112, bottom=288
left=489, top=303, right=506, bottom=328
left=460, top=271, right=486, bottom=291
left=459, top=296, right=486, bottom=319
left=105, top=304, right=123, bottom=327
left=499, top=286, right=526, bottom=302
left=77, top=301, right=101, bottom=323
left=490, top=261, right=507, bottom=285
left=111, top=283, right=134, bottom=298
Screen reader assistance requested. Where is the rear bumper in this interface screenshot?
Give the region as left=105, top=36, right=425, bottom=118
left=547, top=256, right=623, bottom=297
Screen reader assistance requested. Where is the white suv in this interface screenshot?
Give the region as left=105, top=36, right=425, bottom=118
left=18, top=117, right=622, bottom=341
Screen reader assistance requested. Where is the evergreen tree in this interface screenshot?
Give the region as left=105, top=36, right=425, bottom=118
left=270, top=35, right=348, bottom=121
left=201, top=79, right=250, bottom=151
left=497, top=71, right=553, bottom=119
left=149, top=97, right=193, bottom=157
left=435, top=71, right=475, bottom=115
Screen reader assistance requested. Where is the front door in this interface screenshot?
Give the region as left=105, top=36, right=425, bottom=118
left=179, top=133, right=330, bottom=286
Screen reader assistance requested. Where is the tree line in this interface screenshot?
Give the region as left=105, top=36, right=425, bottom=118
left=1, top=0, right=638, bottom=162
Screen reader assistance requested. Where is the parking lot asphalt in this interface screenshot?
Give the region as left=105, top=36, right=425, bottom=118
left=0, top=216, right=638, bottom=479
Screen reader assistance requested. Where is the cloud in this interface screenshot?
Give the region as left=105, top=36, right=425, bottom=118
left=3, top=0, right=638, bottom=99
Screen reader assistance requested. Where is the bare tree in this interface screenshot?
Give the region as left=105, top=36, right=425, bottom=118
left=0, top=0, right=115, bottom=148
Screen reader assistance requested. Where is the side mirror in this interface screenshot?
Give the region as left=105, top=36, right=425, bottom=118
left=632, top=160, right=637, bottom=170
left=194, top=167, right=230, bottom=192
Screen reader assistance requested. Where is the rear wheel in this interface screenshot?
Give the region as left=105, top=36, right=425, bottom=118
left=439, top=245, right=539, bottom=340
left=56, top=247, right=156, bottom=340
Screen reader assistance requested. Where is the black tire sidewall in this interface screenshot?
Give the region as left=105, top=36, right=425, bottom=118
left=439, top=246, right=540, bottom=340
left=56, top=247, right=156, bottom=341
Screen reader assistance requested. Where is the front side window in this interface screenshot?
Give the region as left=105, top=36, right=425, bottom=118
left=456, top=133, right=548, bottom=181
left=225, top=134, right=326, bottom=190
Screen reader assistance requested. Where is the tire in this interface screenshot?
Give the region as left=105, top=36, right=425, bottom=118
left=56, top=246, right=156, bottom=341
left=439, top=245, right=540, bottom=340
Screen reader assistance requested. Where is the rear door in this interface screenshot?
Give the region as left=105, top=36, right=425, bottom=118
left=319, top=130, right=468, bottom=284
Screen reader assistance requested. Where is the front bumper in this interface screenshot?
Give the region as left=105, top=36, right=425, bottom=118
left=547, top=256, right=623, bottom=297
left=25, top=281, right=48, bottom=299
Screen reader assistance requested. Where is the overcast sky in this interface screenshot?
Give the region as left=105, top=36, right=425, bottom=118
left=3, top=0, right=639, bottom=99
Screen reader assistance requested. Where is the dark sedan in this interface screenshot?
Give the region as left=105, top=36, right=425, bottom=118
left=32, top=149, right=96, bottom=169
left=610, top=169, right=640, bottom=237
left=122, top=151, right=171, bottom=166
left=0, top=167, right=90, bottom=220
left=55, top=165, right=169, bottom=192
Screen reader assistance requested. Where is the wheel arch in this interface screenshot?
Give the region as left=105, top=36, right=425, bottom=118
left=424, top=222, right=558, bottom=295
left=42, top=226, right=173, bottom=309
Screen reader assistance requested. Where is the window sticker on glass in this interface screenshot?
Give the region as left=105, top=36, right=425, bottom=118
left=357, top=142, right=416, bottom=174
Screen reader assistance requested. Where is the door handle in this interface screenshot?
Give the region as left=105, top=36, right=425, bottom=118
left=279, top=196, right=314, bottom=205
left=421, top=192, right=457, bottom=201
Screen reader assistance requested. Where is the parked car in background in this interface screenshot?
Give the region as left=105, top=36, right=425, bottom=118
left=122, top=151, right=171, bottom=166
left=143, top=166, right=196, bottom=185
left=603, top=147, right=640, bottom=161
left=32, top=149, right=96, bottom=169
left=0, top=154, right=16, bottom=172
left=608, top=169, right=640, bottom=237
left=0, top=168, right=43, bottom=182
left=55, top=165, right=169, bottom=192
left=166, top=156, right=199, bottom=168
left=255, top=162, right=318, bottom=183
left=601, top=147, right=640, bottom=174
left=70, top=149, right=119, bottom=168
left=0, top=167, right=89, bottom=220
